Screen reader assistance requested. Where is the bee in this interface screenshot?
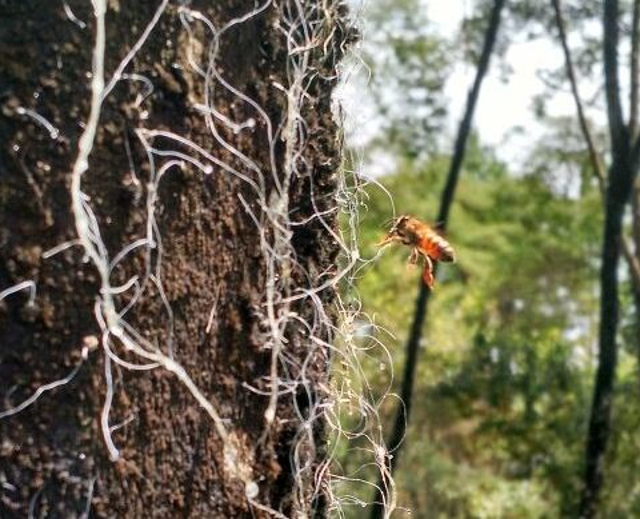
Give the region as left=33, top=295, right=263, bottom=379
left=379, top=215, right=455, bottom=289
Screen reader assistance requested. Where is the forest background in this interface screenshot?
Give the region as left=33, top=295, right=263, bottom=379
left=336, top=0, right=640, bottom=517
left=1, top=0, right=639, bottom=517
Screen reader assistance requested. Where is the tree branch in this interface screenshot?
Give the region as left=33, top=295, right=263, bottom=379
left=622, top=235, right=640, bottom=296
left=551, top=0, right=607, bottom=189
left=604, top=0, right=627, bottom=153
left=552, top=0, right=640, bottom=296
left=633, top=183, right=640, bottom=248
left=630, top=0, right=640, bottom=138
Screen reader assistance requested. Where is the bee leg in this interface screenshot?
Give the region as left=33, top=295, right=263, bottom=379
left=377, top=233, right=398, bottom=247
left=422, top=255, right=435, bottom=289
left=406, top=249, right=418, bottom=270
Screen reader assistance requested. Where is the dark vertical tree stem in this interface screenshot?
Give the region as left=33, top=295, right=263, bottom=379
left=630, top=0, right=640, bottom=138
left=552, top=0, right=640, bottom=330
left=579, top=175, right=628, bottom=518
left=579, top=1, right=640, bottom=516
left=369, top=1, right=506, bottom=517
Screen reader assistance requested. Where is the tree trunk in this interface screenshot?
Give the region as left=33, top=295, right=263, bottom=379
left=579, top=1, right=640, bottom=516
left=0, top=1, right=348, bottom=517
left=630, top=185, right=640, bottom=378
left=553, top=0, right=640, bottom=400
left=579, top=156, right=633, bottom=518
left=369, top=0, right=506, bottom=517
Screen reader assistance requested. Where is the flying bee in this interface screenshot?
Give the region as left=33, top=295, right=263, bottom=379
left=378, top=215, right=455, bottom=289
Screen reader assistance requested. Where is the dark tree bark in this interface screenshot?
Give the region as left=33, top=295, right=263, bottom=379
left=369, top=1, right=506, bottom=517
left=579, top=153, right=637, bottom=518
left=578, top=0, right=640, bottom=516
left=0, top=1, right=349, bottom=517
left=629, top=0, right=640, bottom=387
left=631, top=187, right=640, bottom=370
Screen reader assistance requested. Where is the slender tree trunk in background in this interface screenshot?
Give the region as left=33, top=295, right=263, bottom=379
left=579, top=0, right=640, bottom=516
left=552, top=0, right=640, bottom=387
left=626, top=0, right=640, bottom=385
left=580, top=158, right=633, bottom=518
left=0, top=1, right=348, bottom=517
left=631, top=0, right=640, bottom=372
left=631, top=188, right=640, bottom=371
left=369, top=1, right=506, bottom=517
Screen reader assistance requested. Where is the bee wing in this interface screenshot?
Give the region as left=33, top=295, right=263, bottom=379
left=433, top=229, right=456, bottom=262
left=418, top=234, right=455, bottom=263
left=432, top=221, right=445, bottom=232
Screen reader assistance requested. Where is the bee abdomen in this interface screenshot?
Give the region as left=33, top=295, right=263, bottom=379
left=438, top=244, right=456, bottom=262
left=422, top=234, right=455, bottom=262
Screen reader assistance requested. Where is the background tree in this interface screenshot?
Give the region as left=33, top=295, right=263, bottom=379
left=359, top=0, right=451, bottom=157
left=549, top=1, right=640, bottom=514
left=0, top=1, right=350, bottom=517
left=338, top=0, right=640, bottom=517
left=369, top=1, right=506, bottom=517
left=577, top=0, right=640, bottom=515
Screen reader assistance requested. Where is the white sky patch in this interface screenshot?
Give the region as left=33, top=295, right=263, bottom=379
left=428, top=0, right=468, bottom=33
left=430, top=0, right=580, bottom=165
left=341, top=0, right=607, bottom=171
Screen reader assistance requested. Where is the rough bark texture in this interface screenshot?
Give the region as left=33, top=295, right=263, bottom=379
left=0, top=1, right=348, bottom=517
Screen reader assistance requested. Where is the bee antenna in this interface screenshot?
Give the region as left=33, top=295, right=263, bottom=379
left=382, top=217, right=396, bottom=228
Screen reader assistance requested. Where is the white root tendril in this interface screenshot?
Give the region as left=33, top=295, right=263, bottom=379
left=0, top=347, right=91, bottom=420
left=62, top=0, right=87, bottom=29
left=15, top=106, right=60, bottom=140
left=70, top=0, right=242, bottom=477
left=3, top=0, right=397, bottom=516
left=0, top=280, right=36, bottom=305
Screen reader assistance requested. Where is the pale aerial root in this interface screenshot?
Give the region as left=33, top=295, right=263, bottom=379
left=2, top=0, right=398, bottom=515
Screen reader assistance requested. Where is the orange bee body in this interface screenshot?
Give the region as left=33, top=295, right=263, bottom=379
left=379, top=215, right=455, bottom=289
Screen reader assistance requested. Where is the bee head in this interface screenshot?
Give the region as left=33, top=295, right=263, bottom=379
left=378, top=215, right=414, bottom=247
left=390, top=214, right=411, bottom=236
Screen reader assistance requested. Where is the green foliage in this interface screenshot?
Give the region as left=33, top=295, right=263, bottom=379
left=361, top=0, right=451, bottom=156
left=339, top=136, right=629, bottom=518
left=337, top=1, right=640, bottom=517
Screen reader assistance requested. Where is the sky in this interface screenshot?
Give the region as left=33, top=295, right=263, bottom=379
left=430, top=0, right=568, bottom=163
left=338, top=0, right=598, bottom=172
